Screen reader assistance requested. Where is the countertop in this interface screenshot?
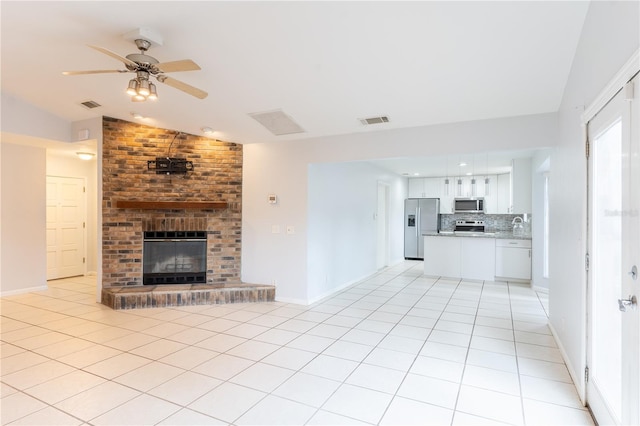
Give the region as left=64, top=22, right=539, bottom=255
left=423, top=231, right=532, bottom=240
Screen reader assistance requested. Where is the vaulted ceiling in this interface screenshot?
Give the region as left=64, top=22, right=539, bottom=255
left=1, top=1, right=589, bottom=145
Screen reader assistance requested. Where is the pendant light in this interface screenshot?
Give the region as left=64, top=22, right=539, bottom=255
left=471, top=156, right=477, bottom=196
left=444, top=157, right=450, bottom=195
left=457, top=158, right=465, bottom=196
left=484, top=153, right=491, bottom=195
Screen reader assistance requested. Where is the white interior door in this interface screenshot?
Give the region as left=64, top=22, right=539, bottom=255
left=46, top=176, right=86, bottom=280
left=587, top=77, right=640, bottom=425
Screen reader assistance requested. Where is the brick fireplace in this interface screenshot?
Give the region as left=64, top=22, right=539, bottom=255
left=100, top=117, right=274, bottom=309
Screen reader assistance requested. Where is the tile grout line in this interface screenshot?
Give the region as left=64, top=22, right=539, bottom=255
left=299, top=261, right=431, bottom=425
left=449, top=278, right=484, bottom=425
left=209, top=262, right=419, bottom=425
left=374, top=274, right=472, bottom=424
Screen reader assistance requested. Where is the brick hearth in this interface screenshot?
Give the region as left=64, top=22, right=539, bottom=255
left=101, top=283, right=275, bottom=310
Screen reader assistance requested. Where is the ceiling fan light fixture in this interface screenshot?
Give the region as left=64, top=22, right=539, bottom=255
left=132, top=93, right=146, bottom=102
left=126, top=79, right=138, bottom=96
left=138, top=79, right=150, bottom=97
left=147, top=83, right=158, bottom=100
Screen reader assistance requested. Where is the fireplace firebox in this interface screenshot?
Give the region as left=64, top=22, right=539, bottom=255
left=143, top=231, right=207, bottom=285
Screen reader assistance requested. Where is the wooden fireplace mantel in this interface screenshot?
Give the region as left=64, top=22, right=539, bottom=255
left=115, top=200, right=228, bottom=210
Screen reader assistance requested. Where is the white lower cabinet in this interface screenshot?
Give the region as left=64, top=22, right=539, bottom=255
left=424, top=236, right=461, bottom=278
left=424, top=236, right=495, bottom=281
left=495, top=239, right=532, bottom=280
left=461, top=238, right=496, bottom=281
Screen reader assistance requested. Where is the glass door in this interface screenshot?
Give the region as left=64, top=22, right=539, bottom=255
left=587, top=76, right=640, bottom=425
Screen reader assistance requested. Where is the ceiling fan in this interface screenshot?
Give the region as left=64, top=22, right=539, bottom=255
left=63, top=38, right=208, bottom=101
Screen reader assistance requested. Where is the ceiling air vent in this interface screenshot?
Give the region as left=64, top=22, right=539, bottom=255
left=80, top=100, right=101, bottom=109
left=248, top=109, right=305, bottom=136
left=359, top=116, right=390, bottom=125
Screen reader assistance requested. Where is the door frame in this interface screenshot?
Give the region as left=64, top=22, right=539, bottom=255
left=585, top=92, right=625, bottom=425
left=376, top=181, right=390, bottom=270
left=581, top=49, right=640, bottom=424
left=46, top=174, right=88, bottom=279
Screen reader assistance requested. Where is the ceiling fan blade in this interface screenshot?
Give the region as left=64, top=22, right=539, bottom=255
left=88, top=45, right=138, bottom=68
left=63, top=69, right=128, bottom=75
left=157, top=75, right=208, bottom=99
left=155, top=59, right=201, bottom=73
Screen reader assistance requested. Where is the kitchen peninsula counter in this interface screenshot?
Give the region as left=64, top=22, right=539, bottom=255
left=423, top=231, right=532, bottom=240
left=423, top=233, right=532, bottom=281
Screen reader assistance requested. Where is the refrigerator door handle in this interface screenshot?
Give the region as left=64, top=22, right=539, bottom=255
left=415, top=207, right=419, bottom=238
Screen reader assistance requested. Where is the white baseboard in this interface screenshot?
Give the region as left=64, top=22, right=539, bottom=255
left=532, top=285, right=549, bottom=294
left=274, top=296, right=310, bottom=305
left=278, top=262, right=407, bottom=306
left=306, top=275, right=371, bottom=306
left=0, top=285, right=48, bottom=298
left=548, top=321, right=586, bottom=405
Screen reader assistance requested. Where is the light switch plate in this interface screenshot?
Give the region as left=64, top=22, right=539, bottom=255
left=271, top=225, right=280, bottom=234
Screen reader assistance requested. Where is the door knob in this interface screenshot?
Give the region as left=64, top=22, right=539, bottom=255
left=629, top=265, right=637, bottom=280
left=618, top=295, right=637, bottom=312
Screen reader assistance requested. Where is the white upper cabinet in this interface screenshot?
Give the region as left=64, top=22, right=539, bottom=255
left=404, top=153, right=534, bottom=215
left=511, top=158, right=532, bottom=214
left=496, top=173, right=511, bottom=213
left=482, top=176, right=499, bottom=214
left=408, top=177, right=452, bottom=213
left=453, top=177, right=471, bottom=197
left=409, top=176, right=499, bottom=214
left=408, top=178, right=426, bottom=198
left=424, top=178, right=440, bottom=197
left=440, top=177, right=454, bottom=213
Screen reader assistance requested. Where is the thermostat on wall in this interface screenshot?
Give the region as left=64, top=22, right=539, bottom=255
left=268, top=194, right=278, bottom=204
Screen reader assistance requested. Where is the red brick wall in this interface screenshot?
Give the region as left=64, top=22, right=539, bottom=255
left=102, top=117, right=242, bottom=287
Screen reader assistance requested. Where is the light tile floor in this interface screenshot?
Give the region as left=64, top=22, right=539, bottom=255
left=1, top=261, right=595, bottom=425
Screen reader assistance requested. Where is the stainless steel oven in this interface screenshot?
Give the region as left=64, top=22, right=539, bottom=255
left=454, top=220, right=486, bottom=234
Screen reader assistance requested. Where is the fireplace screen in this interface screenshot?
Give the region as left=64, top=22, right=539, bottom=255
left=143, top=231, right=207, bottom=285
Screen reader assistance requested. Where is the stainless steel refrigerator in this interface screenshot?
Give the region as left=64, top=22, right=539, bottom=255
left=404, top=198, right=440, bottom=259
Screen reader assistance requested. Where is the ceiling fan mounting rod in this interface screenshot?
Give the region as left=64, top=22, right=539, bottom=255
left=135, top=39, right=151, bottom=53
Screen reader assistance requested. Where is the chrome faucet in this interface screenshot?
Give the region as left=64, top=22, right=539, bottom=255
left=512, top=216, right=524, bottom=235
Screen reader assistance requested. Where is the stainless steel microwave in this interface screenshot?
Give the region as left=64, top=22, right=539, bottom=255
left=454, top=197, right=485, bottom=213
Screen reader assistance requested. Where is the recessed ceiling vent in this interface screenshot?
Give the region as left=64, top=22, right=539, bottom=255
left=248, top=109, right=305, bottom=136
left=359, top=115, right=390, bottom=125
left=80, top=100, right=101, bottom=109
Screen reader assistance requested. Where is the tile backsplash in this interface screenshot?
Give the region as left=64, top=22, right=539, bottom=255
left=441, top=213, right=532, bottom=233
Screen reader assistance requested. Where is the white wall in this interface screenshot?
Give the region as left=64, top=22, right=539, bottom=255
left=307, top=161, right=406, bottom=303
left=550, top=0, right=639, bottom=401
left=243, top=112, right=557, bottom=303
left=0, top=96, right=102, bottom=295
left=71, top=117, right=103, bottom=300
left=0, top=142, right=47, bottom=295
left=46, top=150, right=98, bottom=273
left=531, top=149, right=551, bottom=291
left=1, top=93, right=71, bottom=142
